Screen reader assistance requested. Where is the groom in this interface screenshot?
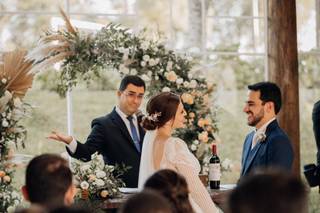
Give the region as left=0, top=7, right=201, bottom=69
left=241, top=82, right=293, bottom=176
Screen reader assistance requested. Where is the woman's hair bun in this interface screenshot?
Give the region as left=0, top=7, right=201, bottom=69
left=141, top=116, right=157, bottom=130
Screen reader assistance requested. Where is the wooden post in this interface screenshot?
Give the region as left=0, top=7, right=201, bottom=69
left=268, top=0, right=300, bottom=176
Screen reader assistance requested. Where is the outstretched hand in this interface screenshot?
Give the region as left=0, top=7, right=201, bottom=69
left=47, top=131, right=73, bottom=145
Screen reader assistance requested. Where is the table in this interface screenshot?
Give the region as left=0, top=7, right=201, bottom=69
left=101, top=184, right=236, bottom=211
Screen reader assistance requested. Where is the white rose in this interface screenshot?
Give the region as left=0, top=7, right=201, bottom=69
left=190, top=144, right=197, bottom=151
left=176, top=78, right=183, bottom=85
left=189, top=80, right=198, bottom=89
left=193, top=140, right=199, bottom=145
left=95, top=179, right=105, bottom=187
left=80, top=181, right=89, bottom=190
left=183, top=81, right=190, bottom=87
left=148, top=58, right=157, bottom=66
left=155, top=75, right=159, bottom=80
left=130, top=69, right=137, bottom=75
left=140, top=61, right=146, bottom=67
left=2, top=119, right=9, bottom=127
left=1, top=78, right=7, bottom=84
left=96, top=170, right=106, bottom=179
left=119, top=64, right=129, bottom=74
left=162, top=87, right=171, bottom=92
left=141, top=41, right=149, bottom=50
left=143, top=55, right=150, bottom=61
left=188, top=73, right=193, bottom=79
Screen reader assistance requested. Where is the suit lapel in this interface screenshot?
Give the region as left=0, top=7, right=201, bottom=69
left=241, top=120, right=278, bottom=175
left=242, top=142, right=263, bottom=175
left=110, top=108, right=137, bottom=151
left=241, top=133, right=254, bottom=175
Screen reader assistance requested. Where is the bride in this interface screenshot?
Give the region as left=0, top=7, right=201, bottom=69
left=139, top=92, right=218, bottom=213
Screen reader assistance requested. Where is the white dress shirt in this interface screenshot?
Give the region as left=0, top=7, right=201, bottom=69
left=67, top=106, right=140, bottom=153
left=251, top=117, right=276, bottom=149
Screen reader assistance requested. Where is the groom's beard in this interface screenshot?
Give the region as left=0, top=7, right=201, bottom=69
left=247, top=108, right=264, bottom=127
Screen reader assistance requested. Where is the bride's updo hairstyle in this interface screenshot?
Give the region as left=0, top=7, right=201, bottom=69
left=142, top=92, right=180, bottom=130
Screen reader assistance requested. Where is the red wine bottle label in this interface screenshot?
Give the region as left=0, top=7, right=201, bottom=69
left=209, top=163, right=221, bottom=181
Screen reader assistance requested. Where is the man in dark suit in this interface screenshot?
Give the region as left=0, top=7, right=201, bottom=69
left=48, top=75, right=146, bottom=187
left=241, top=82, right=293, bottom=176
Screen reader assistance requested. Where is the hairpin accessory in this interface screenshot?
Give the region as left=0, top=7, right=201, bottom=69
left=147, top=112, right=161, bottom=122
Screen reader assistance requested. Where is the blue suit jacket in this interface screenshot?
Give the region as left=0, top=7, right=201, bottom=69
left=240, top=120, right=294, bottom=177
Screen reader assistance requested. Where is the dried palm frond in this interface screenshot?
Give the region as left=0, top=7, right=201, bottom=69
left=0, top=50, right=34, bottom=98
left=26, top=42, right=71, bottom=62
left=28, top=52, right=73, bottom=74
left=38, top=34, right=68, bottom=45
left=59, top=7, right=77, bottom=35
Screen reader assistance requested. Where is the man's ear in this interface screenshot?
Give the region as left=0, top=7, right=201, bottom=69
left=117, top=90, right=121, bottom=98
left=21, top=185, right=30, bottom=201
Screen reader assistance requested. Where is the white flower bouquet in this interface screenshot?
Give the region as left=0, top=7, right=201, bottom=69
left=72, top=152, right=128, bottom=200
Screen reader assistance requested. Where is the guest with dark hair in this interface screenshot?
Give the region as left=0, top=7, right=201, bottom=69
left=48, top=75, right=146, bottom=187
left=21, top=154, right=76, bottom=211
left=139, top=92, right=218, bottom=213
left=241, top=82, right=293, bottom=176
left=227, top=170, right=308, bottom=213
left=144, top=169, right=194, bottom=213
left=118, top=190, right=173, bottom=213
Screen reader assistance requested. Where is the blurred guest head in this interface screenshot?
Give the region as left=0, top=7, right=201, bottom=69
left=22, top=154, right=76, bottom=211
left=228, top=170, right=308, bottom=213
left=144, top=169, right=194, bottom=213
left=118, top=190, right=173, bottom=213
left=243, top=82, right=281, bottom=128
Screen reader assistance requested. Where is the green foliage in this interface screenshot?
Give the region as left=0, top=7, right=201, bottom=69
left=29, top=23, right=219, bottom=167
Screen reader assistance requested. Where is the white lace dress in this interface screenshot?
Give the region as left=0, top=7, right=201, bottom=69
left=159, top=137, right=219, bottom=213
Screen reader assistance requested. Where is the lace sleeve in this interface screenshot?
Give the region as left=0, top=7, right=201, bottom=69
left=169, top=139, right=219, bottom=213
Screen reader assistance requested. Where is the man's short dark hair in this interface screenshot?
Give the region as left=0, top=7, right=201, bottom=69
left=25, top=154, right=73, bottom=210
left=228, top=170, right=308, bottom=213
left=248, top=82, right=282, bottom=114
left=119, top=75, right=146, bottom=91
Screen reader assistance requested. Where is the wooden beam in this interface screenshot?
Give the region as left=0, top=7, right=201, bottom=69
left=268, top=0, right=300, bottom=176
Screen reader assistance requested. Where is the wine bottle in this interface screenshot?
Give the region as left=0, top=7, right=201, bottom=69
left=209, top=144, right=221, bottom=189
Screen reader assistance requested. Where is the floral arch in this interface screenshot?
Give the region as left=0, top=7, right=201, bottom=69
left=27, top=10, right=219, bottom=167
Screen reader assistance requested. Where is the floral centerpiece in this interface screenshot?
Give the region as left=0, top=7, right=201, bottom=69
left=0, top=50, right=34, bottom=212
left=27, top=9, right=218, bottom=171
left=72, top=152, right=128, bottom=200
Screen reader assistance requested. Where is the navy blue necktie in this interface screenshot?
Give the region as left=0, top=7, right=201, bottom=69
left=127, top=116, right=140, bottom=152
